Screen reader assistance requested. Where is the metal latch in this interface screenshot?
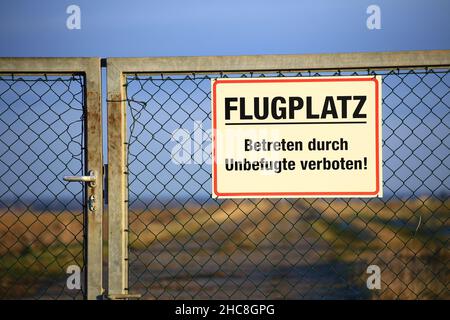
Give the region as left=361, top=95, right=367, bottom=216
left=64, top=170, right=97, bottom=213
left=64, top=170, right=97, bottom=188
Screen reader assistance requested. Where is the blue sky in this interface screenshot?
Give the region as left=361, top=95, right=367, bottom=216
left=0, top=1, right=449, bottom=204
left=0, top=0, right=449, bottom=57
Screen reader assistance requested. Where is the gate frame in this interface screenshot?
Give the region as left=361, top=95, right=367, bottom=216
left=106, top=49, right=450, bottom=298
left=0, top=58, right=103, bottom=300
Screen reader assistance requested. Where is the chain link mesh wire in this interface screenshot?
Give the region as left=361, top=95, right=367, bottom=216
left=0, top=73, right=86, bottom=299
left=124, top=67, right=449, bottom=300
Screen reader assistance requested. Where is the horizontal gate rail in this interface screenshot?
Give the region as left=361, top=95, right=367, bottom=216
left=106, top=50, right=450, bottom=298
left=107, top=50, right=450, bottom=74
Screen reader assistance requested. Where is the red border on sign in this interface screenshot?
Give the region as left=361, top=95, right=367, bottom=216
left=212, top=77, right=381, bottom=197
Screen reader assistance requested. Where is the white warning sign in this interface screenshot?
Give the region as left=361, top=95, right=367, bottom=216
left=212, top=76, right=382, bottom=198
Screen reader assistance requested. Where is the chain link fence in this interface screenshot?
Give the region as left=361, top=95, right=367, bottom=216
left=0, top=73, right=86, bottom=299
left=125, top=67, right=449, bottom=299
left=0, top=59, right=448, bottom=300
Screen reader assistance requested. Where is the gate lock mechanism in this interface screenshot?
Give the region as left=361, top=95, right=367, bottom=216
left=63, top=170, right=97, bottom=212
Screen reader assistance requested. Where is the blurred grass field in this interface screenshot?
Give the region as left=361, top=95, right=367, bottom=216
left=127, top=196, right=449, bottom=299
left=0, top=209, right=84, bottom=299
left=0, top=196, right=448, bottom=299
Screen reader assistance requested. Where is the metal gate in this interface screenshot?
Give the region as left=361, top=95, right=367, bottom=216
left=107, top=51, right=449, bottom=300
left=0, top=58, right=103, bottom=299
left=1, top=51, right=449, bottom=300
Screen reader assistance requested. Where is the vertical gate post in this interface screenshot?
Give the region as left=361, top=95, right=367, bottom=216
left=85, top=58, right=104, bottom=300
left=107, top=62, right=129, bottom=297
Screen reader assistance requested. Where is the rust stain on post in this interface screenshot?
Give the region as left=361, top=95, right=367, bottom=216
left=107, top=66, right=129, bottom=296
